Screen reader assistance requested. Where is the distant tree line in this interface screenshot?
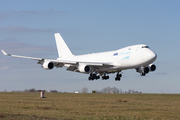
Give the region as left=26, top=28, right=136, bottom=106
left=95, top=87, right=142, bottom=94
left=2, top=87, right=142, bottom=94
left=23, top=89, right=58, bottom=93
left=24, top=88, right=38, bottom=92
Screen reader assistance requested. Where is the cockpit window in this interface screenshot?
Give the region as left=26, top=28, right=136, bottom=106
left=142, top=46, right=149, bottom=48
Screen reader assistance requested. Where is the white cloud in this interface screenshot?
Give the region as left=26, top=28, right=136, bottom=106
left=0, top=26, right=56, bottom=33
left=0, top=10, right=66, bottom=19
left=0, top=66, right=9, bottom=70
left=0, top=40, right=56, bottom=58
left=0, top=15, right=7, bottom=19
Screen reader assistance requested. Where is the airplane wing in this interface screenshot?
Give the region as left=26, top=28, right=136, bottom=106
left=1, top=50, right=114, bottom=72
left=2, top=50, right=43, bottom=60
left=1, top=50, right=75, bottom=66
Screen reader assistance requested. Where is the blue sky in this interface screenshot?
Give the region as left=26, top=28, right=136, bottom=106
left=0, top=0, right=179, bottom=93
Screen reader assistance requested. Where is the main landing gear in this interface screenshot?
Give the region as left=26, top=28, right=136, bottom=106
left=88, top=72, right=122, bottom=81
left=88, top=73, right=109, bottom=81
left=115, top=72, right=122, bottom=81
left=102, top=73, right=109, bottom=80
left=88, top=73, right=100, bottom=80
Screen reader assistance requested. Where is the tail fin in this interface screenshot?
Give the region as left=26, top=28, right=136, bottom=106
left=54, top=33, right=74, bottom=58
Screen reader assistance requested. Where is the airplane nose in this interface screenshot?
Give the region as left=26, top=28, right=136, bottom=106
left=148, top=51, right=157, bottom=59
left=154, top=52, right=157, bottom=60
left=143, top=50, right=157, bottom=63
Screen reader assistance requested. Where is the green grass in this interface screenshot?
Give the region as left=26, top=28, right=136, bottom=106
left=0, top=92, right=180, bottom=120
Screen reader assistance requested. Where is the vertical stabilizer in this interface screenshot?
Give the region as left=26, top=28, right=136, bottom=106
left=54, top=33, right=74, bottom=58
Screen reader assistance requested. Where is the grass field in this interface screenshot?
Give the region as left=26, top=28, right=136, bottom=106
left=0, top=92, right=180, bottom=120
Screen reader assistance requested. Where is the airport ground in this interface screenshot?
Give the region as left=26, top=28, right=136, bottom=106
left=0, top=92, right=180, bottom=120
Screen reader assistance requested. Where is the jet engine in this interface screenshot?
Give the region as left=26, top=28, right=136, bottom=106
left=42, top=61, right=54, bottom=70
left=148, top=64, right=156, bottom=71
left=136, top=64, right=156, bottom=76
left=78, top=64, right=91, bottom=73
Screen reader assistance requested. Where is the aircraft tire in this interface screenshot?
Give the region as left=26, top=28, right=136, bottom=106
left=141, top=73, right=146, bottom=76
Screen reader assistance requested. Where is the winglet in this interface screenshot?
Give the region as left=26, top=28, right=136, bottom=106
left=1, top=50, right=9, bottom=56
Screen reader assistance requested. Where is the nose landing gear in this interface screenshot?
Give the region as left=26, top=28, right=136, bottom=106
left=140, top=72, right=146, bottom=76
left=138, top=67, right=149, bottom=76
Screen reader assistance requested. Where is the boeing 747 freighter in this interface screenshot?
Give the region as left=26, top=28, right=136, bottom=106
left=2, top=33, right=157, bottom=81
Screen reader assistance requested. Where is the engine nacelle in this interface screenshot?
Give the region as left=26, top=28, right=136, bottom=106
left=148, top=64, right=156, bottom=71
left=78, top=64, right=91, bottom=73
left=42, top=61, right=54, bottom=70
left=144, top=67, right=149, bottom=74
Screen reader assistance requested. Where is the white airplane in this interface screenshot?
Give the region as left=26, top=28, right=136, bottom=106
left=2, top=33, right=157, bottom=81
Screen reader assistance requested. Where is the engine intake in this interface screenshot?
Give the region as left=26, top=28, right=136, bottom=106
left=144, top=67, right=149, bottom=74
left=148, top=64, right=156, bottom=71
left=78, top=64, right=91, bottom=73
left=42, top=61, right=54, bottom=70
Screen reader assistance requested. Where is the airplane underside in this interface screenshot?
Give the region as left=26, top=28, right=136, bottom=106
left=87, top=64, right=156, bottom=81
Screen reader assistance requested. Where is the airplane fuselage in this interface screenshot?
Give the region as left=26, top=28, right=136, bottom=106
left=57, top=44, right=157, bottom=74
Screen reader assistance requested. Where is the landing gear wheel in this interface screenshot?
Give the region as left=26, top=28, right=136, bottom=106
left=115, top=72, right=122, bottom=81
left=102, top=73, right=109, bottom=80
left=88, top=73, right=100, bottom=81
left=140, top=72, right=146, bottom=76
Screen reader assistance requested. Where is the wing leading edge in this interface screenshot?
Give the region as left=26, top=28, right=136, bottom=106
left=1, top=50, right=114, bottom=72
left=2, top=50, right=43, bottom=60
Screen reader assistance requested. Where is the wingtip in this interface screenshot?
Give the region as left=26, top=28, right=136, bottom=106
left=1, top=50, right=7, bottom=55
